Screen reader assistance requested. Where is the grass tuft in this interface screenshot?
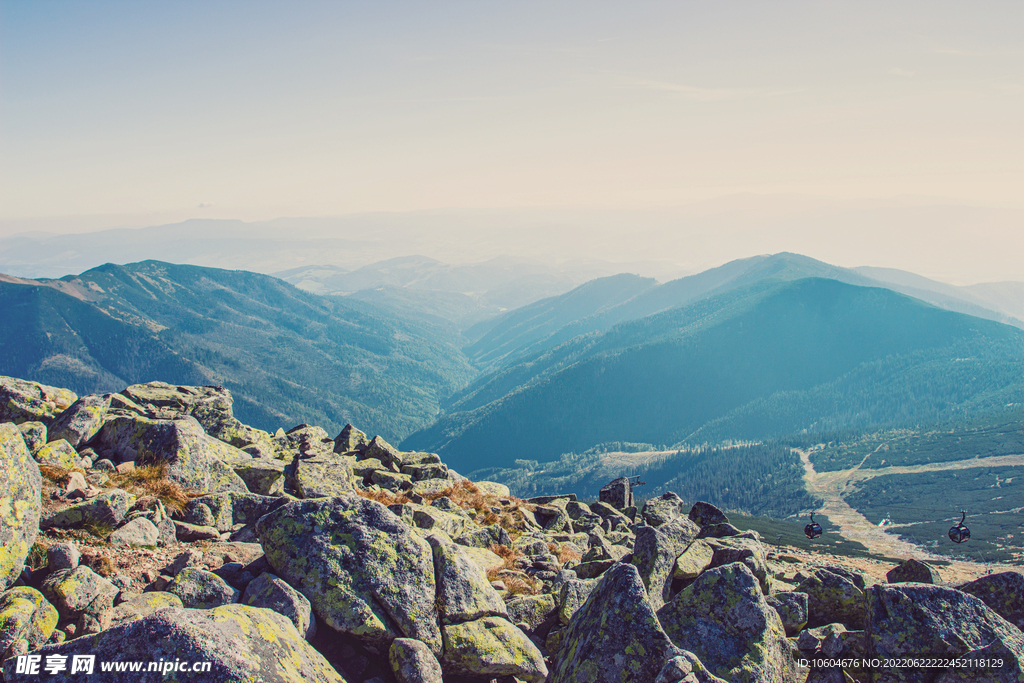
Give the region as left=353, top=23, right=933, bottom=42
left=107, top=463, right=200, bottom=515
left=356, top=489, right=412, bottom=506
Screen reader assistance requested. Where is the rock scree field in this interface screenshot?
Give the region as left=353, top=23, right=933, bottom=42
left=2, top=373, right=1023, bottom=683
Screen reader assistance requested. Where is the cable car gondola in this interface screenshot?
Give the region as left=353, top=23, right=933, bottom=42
left=948, top=511, right=971, bottom=544
left=804, top=512, right=823, bottom=540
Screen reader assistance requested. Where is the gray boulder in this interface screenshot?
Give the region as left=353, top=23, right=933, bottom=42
left=657, top=562, right=795, bottom=683
left=46, top=544, right=80, bottom=572
left=426, top=535, right=507, bottom=625
left=34, top=439, right=78, bottom=468
left=334, top=423, right=369, bottom=454
left=959, top=571, right=1024, bottom=630
left=16, top=422, right=47, bottom=455
left=47, top=394, right=111, bottom=448
left=550, top=562, right=683, bottom=683
left=886, top=558, right=940, bottom=584
left=0, top=424, right=41, bottom=589
left=109, top=517, right=160, bottom=547
left=242, top=572, right=315, bottom=639
left=599, top=477, right=634, bottom=510
left=287, top=453, right=355, bottom=498
left=110, top=592, right=184, bottom=626
left=256, top=494, right=442, bottom=653
left=362, top=435, right=404, bottom=469
left=1, top=604, right=345, bottom=682
left=94, top=415, right=248, bottom=493
left=42, top=489, right=132, bottom=530
left=167, top=567, right=238, bottom=608
left=0, top=376, right=77, bottom=425
left=706, top=536, right=772, bottom=594
left=389, top=638, right=443, bottom=683
left=632, top=517, right=701, bottom=610
left=655, top=652, right=728, bottom=683
left=641, top=492, right=688, bottom=527
left=867, top=582, right=1024, bottom=683
left=797, top=569, right=866, bottom=629
left=688, top=500, right=729, bottom=527
left=0, top=587, right=58, bottom=661
left=766, top=591, right=809, bottom=636
left=41, top=566, right=118, bottom=621
left=440, top=616, right=547, bottom=682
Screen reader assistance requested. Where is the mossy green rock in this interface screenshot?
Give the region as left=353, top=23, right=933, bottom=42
left=230, top=457, right=286, bottom=495
left=167, top=568, right=238, bottom=609
left=632, top=517, right=701, bottom=610
left=389, top=637, right=444, bottom=683
left=550, top=562, right=682, bottom=683
left=42, top=488, right=132, bottom=530
left=256, top=495, right=442, bottom=653
left=1, top=603, right=345, bottom=683
left=41, top=566, right=119, bottom=620
left=796, top=569, right=866, bottom=630
left=288, top=454, right=354, bottom=498
left=16, top=422, right=47, bottom=455
left=0, top=376, right=77, bottom=425
left=867, top=583, right=1024, bottom=683
left=505, top=593, right=557, bottom=632
left=441, top=616, right=547, bottom=682
left=0, top=587, right=58, bottom=660
left=34, top=439, right=79, bottom=469
left=657, top=562, right=795, bottom=683
left=110, top=592, right=183, bottom=626
left=558, top=578, right=598, bottom=625
left=427, top=535, right=507, bottom=625
left=95, top=415, right=248, bottom=493
left=0, top=423, right=41, bottom=589
left=706, top=536, right=772, bottom=595
left=47, top=394, right=111, bottom=448
left=959, top=571, right=1024, bottom=631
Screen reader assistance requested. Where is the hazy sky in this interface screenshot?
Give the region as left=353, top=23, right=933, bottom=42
left=1, top=1, right=1022, bottom=281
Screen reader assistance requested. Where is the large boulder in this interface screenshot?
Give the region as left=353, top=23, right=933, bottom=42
left=866, top=583, right=1024, bottom=683
left=706, top=536, right=771, bottom=595
left=959, top=571, right=1024, bottom=630
left=657, top=562, right=795, bottom=683
left=333, top=423, right=369, bottom=454
left=797, top=569, right=866, bottom=630
left=40, top=566, right=118, bottom=621
left=688, top=501, right=729, bottom=527
left=34, top=439, right=78, bottom=469
left=41, top=489, right=132, bottom=530
left=426, top=535, right=507, bottom=625
left=256, top=494, right=442, bottom=653
left=110, top=592, right=183, bottom=626
left=631, top=517, right=701, bottom=610
left=0, top=376, right=76, bottom=425
left=242, top=572, right=315, bottom=639
left=0, top=587, right=58, bottom=660
left=440, top=616, right=548, bottom=682
left=641, top=492, right=688, bottom=527
left=0, top=424, right=41, bottom=589
left=286, top=454, right=355, bottom=498
left=599, top=477, right=634, bottom=510
left=886, top=558, right=940, bottom=584
left=550, top=563, right=683, bottom=683
left=1, top=604, right=345, bottom=683
left=47, top=394, right=111, bottom=448
left=166, top=568, right=238, bottom=609
left=390, top=637, right=443, bottom=683
left=94, top=415, right=248, bottom=493
left=766, top=591, right=809, bottom=636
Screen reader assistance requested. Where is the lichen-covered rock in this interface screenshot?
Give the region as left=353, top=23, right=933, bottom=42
left=688, top=500, right=729, bottom=527
left=457, top=524, right=511, bottom=549
left=867, top=583, right=1024, bottom=683
left=362, top=435, right=404, bottom=469
left=16, top=422, right=46, bottom=454
left=167, top=568, right=238, bottom=609
left=288, top=454, right=354, bottom=498
left=0, top=587, right=58, bottom=660
left=426, top=535, right=507, bottom=625
left=231, top=457, right=286, bottom=495
left=599, top=477, right=634, bottom=510
left=959, top=571, right=1024, bottom=630
left=1, top=603, right=345, bottom=683
left=440, top=616, right=547, bottom=682
left=766, top=591, right=809, bottom=637
left=797, top=569, right=866, bottom=629
left=109, top=517, right=160, bottom=547
left=34, top=439, right=78, bottom=468
left=632, top=517, right=701, bottom=610
left=110, top=592, right=183, bottom=625
left=242, top=572, right=315, bottom=639
left=505, top=593, right=557, bottom=632
left=389, top=637, right=443, bottom=683
left=886, top=558, right=940, bottom=584
left=473, top=480, right=510, bottom=497
left=334, top=423, right=369, bottom=454
left=42, top=488, right=132, bottom=530
left=47, top=394, right=111, bottom=448
left=94, top=415, right=248, bottom=493
left=40, top=566, right=118, bottom=620
left=657, top=562, right=795, bottom=683
left=558, top=578, right=598, bottom=625
left=673, top=539, right=715, bottom=580
left=371, top=469, right=413, bottom=492
left=46, top=544, right=80, bottom=572
left=0, top=423, right=41, bottom=590
left=401, top=462, right=449, bottom=482
left=641, top=491, right=688, bottom=527
left=550, top=562, right=682, bottom=683
left=706, top=536, right=771, bottom=594
left=656, top=652, right=728, bottom=683
left=0, top=376, right=76, bottom=425
left=256, top=494, right=442, bottom=653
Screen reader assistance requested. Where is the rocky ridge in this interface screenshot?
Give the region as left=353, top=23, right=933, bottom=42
left=1, top=374, right=1023, bottom=682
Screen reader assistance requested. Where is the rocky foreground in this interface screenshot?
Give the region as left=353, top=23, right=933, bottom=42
left=2, top=375, right=1024, bottom=683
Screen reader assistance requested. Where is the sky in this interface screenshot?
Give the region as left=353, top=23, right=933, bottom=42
left=1, top=1, right=1022, bottom=282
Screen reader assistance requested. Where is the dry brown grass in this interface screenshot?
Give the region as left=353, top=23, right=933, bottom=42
left=107, top=464, right=201, bottom=515
left=38, top=464, right=82, bottom=486
left=422, top=481, right=535, bottom=536
left=548, top=542, right=582, bottom=567
left=356, top=489, right=412, bottom=506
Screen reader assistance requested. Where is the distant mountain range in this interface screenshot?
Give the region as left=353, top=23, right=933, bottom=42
left=0, top=261, right=473, bottom=440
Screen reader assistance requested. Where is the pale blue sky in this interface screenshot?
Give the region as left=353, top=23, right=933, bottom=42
left=1, top=1, right=1022, bottom=282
